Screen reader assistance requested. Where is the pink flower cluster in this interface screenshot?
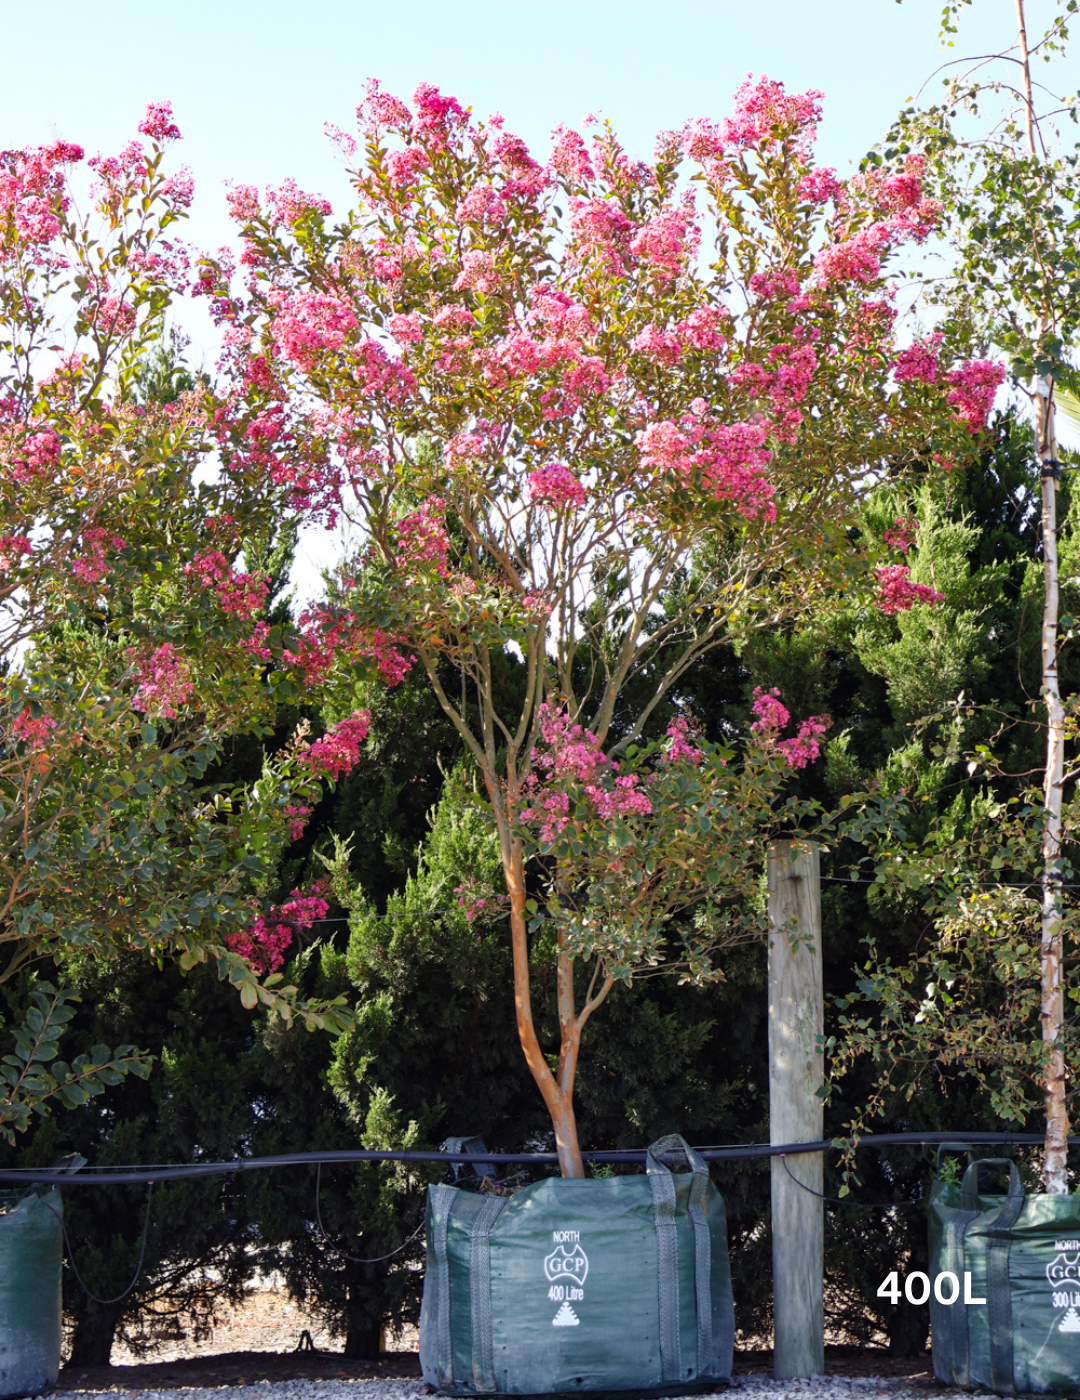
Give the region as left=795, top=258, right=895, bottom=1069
left=396, top=497, right=451, bottom=580
left=284, top=803, right=313, bottom=842
left=131, top=643, right=195, bottom=720
left=884, top=515, right=917, bottom=554
left=72, top=526, right=126, bottom=585
left=284, top=609, right=414, bottom=688
left=893, top=335, right=943, bottom=385
left=528, top=463, right=587, bottom=510
left=13, top=426, right=61, bottom=482
left=137, top=102, right=182, bottom=143
left=454, top=878, right=506, bottom=923
left=185, top=551, right=270, bottom=621
left=664, top=717, right=703, bottom=765
left=384, top=145, right=431, bottom=192
left=226, top=184, right=260, bottom=221
left=12, top=706, right=57, bottom=749
left=551, top=126, right=595, bottom=183
left=631, top=324, right=683, bottom=366
left=814, top=158, right=942, bottom=289
left=569, top=197, right=634, bottom=270
left=487, top=128, right=547, bottom=201
left=0, top=140, right=83, bottom=248
left=359, top=79, right=413, bottom=138
left=527, top=286, right=592, bottom=340
left=389, top=311, right=423, bottom=346
left=750, top=687, right=831, bottom=769
left=227, top=885, right=330, bottom=975
left=945, top=359, right=1005, bottom=433
left=298, top=710, right=371, bottom=782
left=269, top=290, right=358, bottom=371
left=411, top=82, right=469, bottom=147
left=779, top=715, right=831, bottom=770
left=796, top=168, right=842, bottom=204
left=872, top=156, right=942, bottom=240
left=683, top=76, right=822, bottom=169
left=814, top=225, right=890, bottom=287
left=268, top=178, right=332, bottom=227
left=456, top=183, right=507, bottom=228
left=453, top=249, right=500, bottom=294
left=679, top=305, right=728, bottom=351
left=88, top=142, right=154, bottom=219
left=875, top=564, right=945, bottom=614
left=630, top=199, right=700, bottom=280
left=0, top=534, right=31, bottom=570
left=893, top=342, right=1002, bottom=430
left=750, top=686, right=790, bottom=734
left=635, top=414, right=776, bottom=520
left=749, top=268, right=800, bottom=300
left=521, top=704, right=653, bottom=843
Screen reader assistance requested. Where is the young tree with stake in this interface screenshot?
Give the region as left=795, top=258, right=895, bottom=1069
left=865, top=0, right=1080, bottom=1189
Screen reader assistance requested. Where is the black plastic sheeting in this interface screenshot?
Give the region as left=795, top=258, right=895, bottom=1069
left=0, top=1130, right=1062, bottom=1187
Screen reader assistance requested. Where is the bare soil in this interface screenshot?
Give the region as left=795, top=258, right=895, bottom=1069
left=58, top=1290, right=423, bottom=1391
left=53, top=1288, right=937, bottom=1394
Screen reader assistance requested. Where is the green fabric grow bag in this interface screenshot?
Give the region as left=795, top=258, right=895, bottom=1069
left=930, top=1153, right=1080, bottom=1396
left=418, top=1134, right=734, bottom=1396
left=0, top=1190, right=62, bottom=1399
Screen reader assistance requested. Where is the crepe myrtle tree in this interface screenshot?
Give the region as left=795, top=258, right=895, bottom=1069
left=202, top=77, right=1002, bottom=1176
left=0, top=105, right=374, bottom=1138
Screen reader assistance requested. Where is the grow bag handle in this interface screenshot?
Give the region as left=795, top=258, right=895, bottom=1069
left=956, top=1159, right=1025, bottom=1396
left=936, top=1141, right=977, bottom=1175
left=646, top=1133, right=709, bottom=1180
left=960, top=1157, right=1025, bottom=1216
left=646, top=1135, right=714, bottom=1381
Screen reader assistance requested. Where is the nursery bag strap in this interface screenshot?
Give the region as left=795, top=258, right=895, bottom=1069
left=936, top=1142, right=977, bottom=1176
left=648, top=1134, right=714, bottom=1380
left=468, top=1193, right=509, bottom=1394
left=934, top=1179, right=988, bottom=1387
left=962, top=1159, right=1025, bottom=1397
left=427, top=1184, right=458, bottom=1390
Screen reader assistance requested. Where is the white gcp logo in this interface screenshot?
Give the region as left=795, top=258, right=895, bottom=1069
left=544, top=1243, right=589, bottom=1285
left=546, top=1231, right=588, bottom=1325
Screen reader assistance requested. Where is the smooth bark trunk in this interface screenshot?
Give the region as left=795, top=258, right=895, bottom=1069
left=1037, top=370, right=1068, bottom=1192
left=502, top=826, right=612, bottom=1178
left=1014, top=0, right=1068, bottom=1193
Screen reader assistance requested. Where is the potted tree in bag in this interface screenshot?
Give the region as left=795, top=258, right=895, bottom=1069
left=213, top=72, right=994, bottom=1392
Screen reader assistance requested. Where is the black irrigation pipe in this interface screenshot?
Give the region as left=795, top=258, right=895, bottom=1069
left=0, top=1130, right=1066, bottom=1187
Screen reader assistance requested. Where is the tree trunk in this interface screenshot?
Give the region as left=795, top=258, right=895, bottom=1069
left=67, top=1301, right=121, bottom=1366
left=1037, top=369, right=1068, bottom=1192
left=343, top=1278, right=382, bottom=1358
left=505, top=846, right=586, bottom=1177
left=343, top=1316, right=382, bottom=1359
left=1013, top=0, right=1069, bottom=1195
left=887, top=1297, right=929, bottom=1357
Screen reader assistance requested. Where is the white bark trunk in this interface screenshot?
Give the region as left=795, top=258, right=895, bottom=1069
left=1037, top=372, right=1069, bottom=1192
left=1013, top=0, right=1068, bottom=1195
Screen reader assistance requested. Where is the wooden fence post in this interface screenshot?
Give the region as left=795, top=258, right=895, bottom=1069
left=768, top=839, right=824, bottom=1379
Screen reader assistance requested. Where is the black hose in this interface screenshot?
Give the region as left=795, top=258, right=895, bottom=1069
left=0, top=1130, right=1048, bottom=1187
left=39, top=1182, right=155, bottom=1305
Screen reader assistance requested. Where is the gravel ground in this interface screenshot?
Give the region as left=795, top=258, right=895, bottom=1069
left=32, top=1372, right=968, bottom=1400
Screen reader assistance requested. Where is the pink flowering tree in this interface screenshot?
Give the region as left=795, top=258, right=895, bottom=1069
left=210, top=77, right=999, bottom=1175
left=0, top=107, right=372, bottom=1139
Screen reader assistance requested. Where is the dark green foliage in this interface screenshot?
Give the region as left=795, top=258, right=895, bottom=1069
left=0, top=957, right=259, bottom=1365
